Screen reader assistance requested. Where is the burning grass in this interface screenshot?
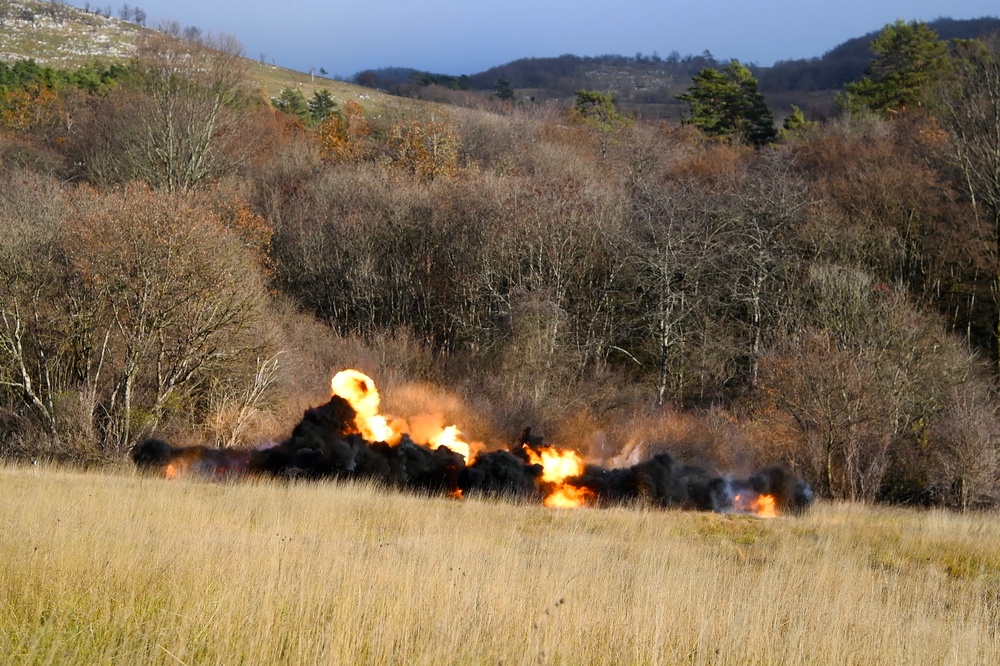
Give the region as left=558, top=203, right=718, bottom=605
left=2, top=464, right=999, bottom=664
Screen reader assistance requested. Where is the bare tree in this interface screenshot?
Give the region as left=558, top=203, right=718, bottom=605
left=74, top=31, right=254, bottom=192
left=627, top=174, right=729, bottom=404
left=761, top=264, right=979, bottom=500
left=929, top=382, right=1000, bottom=511
left=934, top=36, right=1000, bottom=367
left=1, top=174, right=277, bottom=458
left=65, top=186, right=274, bottom=449
left=720, top=150, right=811, bottom=389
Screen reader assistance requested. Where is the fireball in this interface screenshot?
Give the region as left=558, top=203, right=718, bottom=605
left=523, top=445, right=594, bottom=508
left=733, top=492, right=779, bottom=518
left=331, top=369, right=398, bottom=443
left=330, top=369, right=473, bottom=460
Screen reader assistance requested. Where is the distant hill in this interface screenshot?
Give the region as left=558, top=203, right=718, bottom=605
left=354, top=17, right=1000, bottom=121
left=357, top=52, right=719, bottom=119
left=758, top=16, right=1000, bottom=118
left=7, top=2, right=998, bottom=122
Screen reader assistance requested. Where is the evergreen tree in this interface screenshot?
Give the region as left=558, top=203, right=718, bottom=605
left=574, top=89, right=630, bottom=129
left=780, top=104, right=816, bottom=140
left=677, top=60, right=776, bottom=147
left=273, top=87, right=309, bottom=123
left=841, top=20, right=950, bottom=116
left=308, top=89, right=337, bottom=124
left=493, top=78, right=514, bottom=102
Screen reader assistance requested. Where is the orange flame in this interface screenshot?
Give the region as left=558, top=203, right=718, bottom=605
left=331, top=369, right=398, bottom=443
left=524, top=445, right=586, bottom=483
left=523, top=445, right=593, bottom=508
left=431, top=425, right=471, bottom=461
left=751, top=494, right=778, bottom=518
left=330, top=369, right=474, bottom=460
left=733, top=493, right=778, bottom=518
left=544, top=484, right=594, bottom=508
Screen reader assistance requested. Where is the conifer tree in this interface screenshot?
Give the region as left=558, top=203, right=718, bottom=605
left=780, top=104, right=816, bottom=140
left=273, top=87, right=309, bottom=123
left=678, top=60, right=776, bottom=147
left=308, top=89, right=337, bottom=125
left=841, top=20, right=949, bottom=116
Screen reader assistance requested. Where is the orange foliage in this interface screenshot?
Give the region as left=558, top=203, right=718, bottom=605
left=316, top=100, right=370, bottom=162
left=214, top=197, right=276, bottom=279
left=667, top=142, right=748, bottom=183
left=0, top=84, right=64, bottom=134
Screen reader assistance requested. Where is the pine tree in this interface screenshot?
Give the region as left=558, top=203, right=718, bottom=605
left=573, top=89, right=630, bottom=129
left=780, top=104, right=816, bottom=140
left=273, top=87, right=309, bottom=123
left=677, top=60, right=776, bottom=147
left=308, top=89, right=337, bottom=125
left=841, top=20, right=950, bottom=116
left=493, top=78, right=514, bottom=102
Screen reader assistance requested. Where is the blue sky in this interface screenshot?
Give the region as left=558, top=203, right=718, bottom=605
left=74, top=1, right=999, bottom=77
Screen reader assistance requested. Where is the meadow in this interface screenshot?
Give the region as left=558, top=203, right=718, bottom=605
left=2, top=463, right=999, bottom=665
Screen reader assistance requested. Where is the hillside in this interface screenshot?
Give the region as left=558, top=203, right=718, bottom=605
left=0, top=0, right=138, bottom=66
left=3, top=0, right=1000, bottom=514
left=0, top=0, right=398, bottom=110
left=7, top=3, right=997, bottom=121
left=758, top=16, right=1000, bottom=117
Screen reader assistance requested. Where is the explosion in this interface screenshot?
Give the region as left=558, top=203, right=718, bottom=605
left=521, top=444, right=594, bottom=508
left=133, top=369, right=814, bottom=517
left=330, top=369, right=394, bottom=443
left=330, top=369, right=473, bottom=461
left=734, top=493, right=779, bottom=518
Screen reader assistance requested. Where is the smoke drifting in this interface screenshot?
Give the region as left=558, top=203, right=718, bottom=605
left=133, top=373, right=814, bottom=516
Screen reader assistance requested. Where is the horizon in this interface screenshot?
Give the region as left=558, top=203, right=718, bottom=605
left=61, top=1, right=1000, bottom=78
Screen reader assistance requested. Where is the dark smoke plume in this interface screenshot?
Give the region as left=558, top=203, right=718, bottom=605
left=132, top=396, right=814, bottom=515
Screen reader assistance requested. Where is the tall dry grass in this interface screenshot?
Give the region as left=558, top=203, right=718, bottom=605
left=2, top=463, right=998, bottom=665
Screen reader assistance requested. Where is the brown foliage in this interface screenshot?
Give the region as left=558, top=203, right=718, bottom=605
left=0, top=176, right=278, bottom=459
left=316, top=100, right=370, bottom=163
left=2, top=54, right=998, bottom=507
left=385, top=117, right=460, bottom=181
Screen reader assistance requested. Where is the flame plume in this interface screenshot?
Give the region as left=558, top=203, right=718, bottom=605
left=751, top=494, right=778, bottom=518
left=521, top=444, right=595, bottom=508
left=733, top=492, right=780, bottom=518
left=330, top=369, right=396, bottom=443
left=330, top=369, right=473, bottom=460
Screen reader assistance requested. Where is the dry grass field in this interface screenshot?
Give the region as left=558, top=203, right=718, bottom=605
left=2, top=463, right=999, bottom=665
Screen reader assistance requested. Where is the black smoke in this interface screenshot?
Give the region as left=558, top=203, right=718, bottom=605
left=132, top=396, right=814, bottom=515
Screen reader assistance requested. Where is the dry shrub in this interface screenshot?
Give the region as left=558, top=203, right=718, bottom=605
left=452, top=106, right=555, bottom=176
left=0, top=131, right=64, bottom=174
left=926, top=382, right=1000, bottom=511
left=666, top=141, right=747, bottom=183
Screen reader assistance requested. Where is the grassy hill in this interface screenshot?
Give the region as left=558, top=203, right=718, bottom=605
left=0, top=0, right=399, bottom=111
left=2, top=462, right=999, bottom=663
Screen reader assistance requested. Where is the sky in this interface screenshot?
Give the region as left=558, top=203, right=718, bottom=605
left=73, top=1, right=1000, bottom=78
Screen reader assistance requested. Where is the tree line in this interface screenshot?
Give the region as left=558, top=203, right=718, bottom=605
left=2, top=22, right=1000, bottom=509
